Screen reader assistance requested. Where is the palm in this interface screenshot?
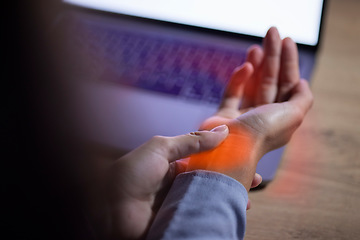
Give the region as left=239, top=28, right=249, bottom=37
left=201, top=27, right=306, bottom=150
left=110, top=147, right=174, bottom=239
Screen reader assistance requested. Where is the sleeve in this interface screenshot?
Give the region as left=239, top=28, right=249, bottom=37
left=145, top=170, right=248, bottom=240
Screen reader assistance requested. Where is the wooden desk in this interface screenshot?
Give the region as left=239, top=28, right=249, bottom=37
left=245, top=0, right=360, bottom=239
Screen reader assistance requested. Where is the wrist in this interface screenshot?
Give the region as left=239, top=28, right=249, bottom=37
left=187, top=131, right=261, bottom=190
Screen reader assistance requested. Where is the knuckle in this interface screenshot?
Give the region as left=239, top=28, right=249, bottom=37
left=150, top=135, right=177, bottom=157
left=280, top=70, right=299, bottom=84
left=261, top=76, right=277, bottom=85
left=190, top=134, right=202, bottom=152
left=292, top=105, right=305, bottom=128
left=280, top=71, right=298, bottom=85
left=150, top=135, right=170, bottom=148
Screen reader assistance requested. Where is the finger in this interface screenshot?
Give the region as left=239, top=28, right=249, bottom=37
left=250, top=173, right=263, bottom=188
left=166, top=160, right=188, bottom=185
left=241, top=45, right=264, bottom=109
left=220, top=62, right=253, bottom=110
left=247, top=45, right=264, bottom=69
left=246, top=199, right=251, bottom=210
left=277, top=37, right=300, bottom=102
left=174, top=158, right=189, bottom=175
left=247, top=173, right=262, bottom=210
left=149, top=125, right=229, bottom=162
left=256, top=27, right=282, bottom=105
left=240, top=79, right=313, bottom=152
left=288, top=79, right=314, bottom=114
left=164, top=158, right=190, bottom=190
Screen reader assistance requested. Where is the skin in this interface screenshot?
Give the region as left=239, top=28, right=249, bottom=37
left=89, top=27, right=313, bottom=239
left=189, top=28, right=312, bottom=190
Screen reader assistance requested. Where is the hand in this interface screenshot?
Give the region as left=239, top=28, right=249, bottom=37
left=90, top=126, right=230, bottom=239
left=187, top=27, right=313, bottom=191
left=88, top=126, right=261, bottom=239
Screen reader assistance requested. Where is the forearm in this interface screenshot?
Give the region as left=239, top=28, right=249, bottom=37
left=146, top=170, right=248, bottom=240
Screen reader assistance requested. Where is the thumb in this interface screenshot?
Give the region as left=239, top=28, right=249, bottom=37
left=150, top=125, right=229, bottom=162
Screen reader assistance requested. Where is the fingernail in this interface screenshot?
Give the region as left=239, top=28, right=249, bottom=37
left=210, top=125, right=228, bottom=133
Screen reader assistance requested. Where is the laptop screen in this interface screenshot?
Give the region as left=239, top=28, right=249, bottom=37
left=64, top=0, right=325, bottom=47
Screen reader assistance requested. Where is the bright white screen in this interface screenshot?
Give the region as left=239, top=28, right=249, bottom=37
left=64, top=0, right=324, bottom=46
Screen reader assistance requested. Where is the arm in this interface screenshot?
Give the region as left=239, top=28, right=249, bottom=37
left=85, top=27, right=312, bottom=240
left=146, top=27, right=313, bottom=240
left=146, top=171, right=248, bottom=240
left=85, top=125, right=260, bottom=240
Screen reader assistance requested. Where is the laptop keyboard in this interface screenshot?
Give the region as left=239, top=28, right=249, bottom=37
left=70, top=19, right=247, bottom=104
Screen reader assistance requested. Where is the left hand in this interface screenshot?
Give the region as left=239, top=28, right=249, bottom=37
left=187, top=27, right=313, bottom=191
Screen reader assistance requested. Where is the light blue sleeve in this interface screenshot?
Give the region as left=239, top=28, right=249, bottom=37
left=146, top=170, right=248, bottom=240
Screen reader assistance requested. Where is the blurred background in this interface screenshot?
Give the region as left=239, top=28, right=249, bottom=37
left=3, top=0, right=360, bottom=239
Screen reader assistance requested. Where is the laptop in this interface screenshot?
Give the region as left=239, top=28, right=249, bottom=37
left=59, top=0, right=326, bottom=182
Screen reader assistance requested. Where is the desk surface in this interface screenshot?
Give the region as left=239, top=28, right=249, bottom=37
left=245, top=0, right=360, bottom=239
